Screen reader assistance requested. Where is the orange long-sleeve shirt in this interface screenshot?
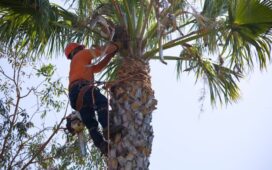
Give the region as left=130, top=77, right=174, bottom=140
left=69, top=44, right=117, bottom=86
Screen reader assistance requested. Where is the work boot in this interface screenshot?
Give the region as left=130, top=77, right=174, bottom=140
left=98, top=140, right=109, bottom=156
left=103, top=125, right=124, bottom=140
left=89, top=127, right=109, bottom=156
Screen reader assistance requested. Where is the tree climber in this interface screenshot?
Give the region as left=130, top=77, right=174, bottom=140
left=65, top=42, right=120, bottom=156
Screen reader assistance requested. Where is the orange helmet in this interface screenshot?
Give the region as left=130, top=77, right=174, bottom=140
left=65, top=43, right=85, bottom=59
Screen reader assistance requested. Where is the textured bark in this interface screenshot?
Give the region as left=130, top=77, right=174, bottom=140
left=107, top=58, right=157, bottom=170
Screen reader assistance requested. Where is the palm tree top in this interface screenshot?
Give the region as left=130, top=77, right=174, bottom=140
left=1, top=0, right=272, bottom=104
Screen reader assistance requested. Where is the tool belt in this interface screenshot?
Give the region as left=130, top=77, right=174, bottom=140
left=69, top=80, right=91, bottom=91
left=69, top=80, right=96, bottom=111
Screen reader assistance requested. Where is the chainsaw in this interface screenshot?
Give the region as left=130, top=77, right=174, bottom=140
left=66, top=111, right=87, bottom=156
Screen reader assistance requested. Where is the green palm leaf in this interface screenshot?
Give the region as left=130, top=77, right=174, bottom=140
left=1, top=0, right=272, bottom=104
left=0, top=0, right=109, bottom=56
left=175, top=45, right=242, bottom=104
left=226, top=0, right=272, bottom=70
left=0, top=0, right=73, bottom=55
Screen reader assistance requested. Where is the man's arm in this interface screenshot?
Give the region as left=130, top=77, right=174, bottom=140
left=91, top=44, right=118, bottom=73
left=102, top=42, right=119, bottom=54
left=91, top=52, right=116, bottom=73
left=90, top=42, right=119, bottom=59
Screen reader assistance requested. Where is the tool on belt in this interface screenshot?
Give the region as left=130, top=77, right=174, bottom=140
left=66, top=111, right=87, bottom=156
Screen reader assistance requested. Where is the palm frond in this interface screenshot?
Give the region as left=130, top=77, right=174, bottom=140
left=0, top=0, right=115, bottom=57
left=0, top=1, right=74, bottom=56
left=176, top=45, right=242, bottom=104
left=195, top=0, right=228, bottom=53
left=224, top=0, right=272, bottom=71
left=201, top=0, right=228, bottom=19
left=98, top=57, right=121, bottom=81
left=143, top=0, right=188, bottom=50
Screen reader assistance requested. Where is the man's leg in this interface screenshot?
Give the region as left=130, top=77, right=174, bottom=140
left=80, top=88, right=108, bottom=155
left=93, top=88, right=108, bottom=128
left=93, top=88, right=123, bottom=140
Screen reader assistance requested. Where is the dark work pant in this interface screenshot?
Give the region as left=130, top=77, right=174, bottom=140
left=69, top=83, right=108, bottom=147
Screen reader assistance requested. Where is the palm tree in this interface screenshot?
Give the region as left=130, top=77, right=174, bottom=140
left=1, top=0, right=272, bottom=169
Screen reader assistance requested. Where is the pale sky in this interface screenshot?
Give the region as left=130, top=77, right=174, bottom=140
left=150, top=60, right=272, bottom=170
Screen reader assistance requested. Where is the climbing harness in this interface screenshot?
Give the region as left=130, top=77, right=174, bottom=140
left=76, top=85, right=96, bottom=111
left=74, top=81, right=104, bottom=112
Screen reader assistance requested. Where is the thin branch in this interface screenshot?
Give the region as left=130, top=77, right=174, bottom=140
left=8, top=143, right=24, bottom=169
left=21, top=101, right=69, bottom=170
left=0, top=98, right=19, bottom=160
left=30, top=156, right=55, bottom=164
left=21, top=127, right=53, bottom=146
left=0, top=64, right=21, bottom=160
left=0, top=66, right=13, bottom=82
left=20, top=88, right=34, bottom=99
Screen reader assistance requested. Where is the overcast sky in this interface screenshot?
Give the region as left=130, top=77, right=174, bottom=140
left=150, top=59, right=272, bottom=170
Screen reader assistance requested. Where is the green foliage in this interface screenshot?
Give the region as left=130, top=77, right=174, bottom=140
left=202, top=0, right=228, bottom=19
left=171, top=0, right=272, bottom=104
left=177, top=45, right=242, bottom=104
left=225, top=0, right=272, bottom=71
left=0, top=46, right=104, bottom=169
left=50, top=133, right=106, bottom=170
left=0, top=0, right=96, bottom=56
left=36, top=63, right=55, bottom=77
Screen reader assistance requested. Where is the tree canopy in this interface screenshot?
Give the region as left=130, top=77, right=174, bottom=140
left=1, top=0, right=272, bottom=104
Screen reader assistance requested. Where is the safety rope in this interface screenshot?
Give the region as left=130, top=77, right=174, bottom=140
left=103, top=72, right=147, bottom=89
left=106, top=87, right=110, bottom=167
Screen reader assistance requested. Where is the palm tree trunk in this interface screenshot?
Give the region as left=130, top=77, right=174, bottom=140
left=107, top=57, right=157, bottom=169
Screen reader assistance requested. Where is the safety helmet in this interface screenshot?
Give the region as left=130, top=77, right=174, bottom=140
left=65, top=43, right=85, bottom=59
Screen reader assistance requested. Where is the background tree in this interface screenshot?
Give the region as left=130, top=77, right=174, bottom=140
left=0, top=45, right=105, bottom=169
left=1, top=0, right=272, bottom=169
